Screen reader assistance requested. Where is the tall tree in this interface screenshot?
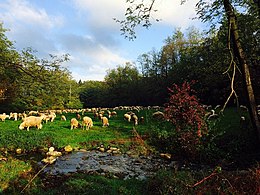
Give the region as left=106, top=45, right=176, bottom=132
left=116, top=0, right=260, bottom=141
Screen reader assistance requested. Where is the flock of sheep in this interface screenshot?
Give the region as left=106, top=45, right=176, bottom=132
left=0, top=106, right=164, bottom=131
left=2, top=104, right=257, bottom=131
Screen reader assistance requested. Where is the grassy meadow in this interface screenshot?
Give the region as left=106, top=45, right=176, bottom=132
left=0, top=107, right=259, bottom=194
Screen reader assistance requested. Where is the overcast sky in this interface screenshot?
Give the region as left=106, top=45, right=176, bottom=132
left=0, top=0, right=206, bottom=81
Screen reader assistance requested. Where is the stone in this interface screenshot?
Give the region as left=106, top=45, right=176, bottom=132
left=16, top=148, right=22, bottom=154
left=64, top=145, right=73, bottom=152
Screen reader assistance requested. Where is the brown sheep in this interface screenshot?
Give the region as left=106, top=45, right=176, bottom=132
left=76, top=113, right=81, bottom=120
left=82, top=116, right=93, bottom=130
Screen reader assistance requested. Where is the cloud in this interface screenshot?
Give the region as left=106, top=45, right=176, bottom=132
left=72, top=0, right=126, bottom=29
left=153, top=0, right=201, bottom=28
left=0, top=0, right=205, bottom=81
left=58, top=32, right=130, bottom=81
left=0, top=0, right=64, bottom=29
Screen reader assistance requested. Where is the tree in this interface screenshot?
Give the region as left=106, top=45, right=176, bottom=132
left=104, top=62, right=142, bottom=106
left=79, top=81, right=107, bottom=108
left=117, top=0, right=260, bottom=141
left=0, top=23, right=21, bottom=109
left=0, top=23, right=74, bottom=111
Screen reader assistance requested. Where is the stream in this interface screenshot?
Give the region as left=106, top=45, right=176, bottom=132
left=38, top=150, right=178, bottom=180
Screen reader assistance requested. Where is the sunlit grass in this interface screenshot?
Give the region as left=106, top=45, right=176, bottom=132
left=0, top=158, right=31, bottom=192
left=0, top=110, right=149, bottom=152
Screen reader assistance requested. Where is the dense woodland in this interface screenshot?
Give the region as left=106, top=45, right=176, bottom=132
left=0, top=2, right=259, bottom=112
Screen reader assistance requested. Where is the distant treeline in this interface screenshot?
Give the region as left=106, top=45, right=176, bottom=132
left=79, top=21, right=259, bottom=108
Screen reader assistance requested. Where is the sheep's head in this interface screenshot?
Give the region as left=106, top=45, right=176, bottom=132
left=18, top=123, right=25, bottom=130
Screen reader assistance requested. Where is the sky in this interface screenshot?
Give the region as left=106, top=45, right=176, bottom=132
left=0, top=0, right=206, bottom=81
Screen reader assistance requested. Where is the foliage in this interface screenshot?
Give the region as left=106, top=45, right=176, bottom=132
left=165, top=81, right=207, bottom=135
left=145, top=169, right=195, bottom=194
left=114, top=0, right=158, bottom=40
left=104, top=62, right=142, bottom=107
left=163, top=81, right=207, bottom=158
left=0, top=23, right=78, bottom=112
left=79, top=81, right=108, bottom=108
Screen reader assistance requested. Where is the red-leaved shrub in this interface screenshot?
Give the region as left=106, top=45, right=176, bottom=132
left=164, top=81, right=208, bottom=158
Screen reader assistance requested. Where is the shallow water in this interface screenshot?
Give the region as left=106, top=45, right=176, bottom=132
left=40, top=150, right=176, bottom=180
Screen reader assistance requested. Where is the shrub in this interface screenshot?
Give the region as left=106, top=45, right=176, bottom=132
left=163, top=81, right=208, bottom=159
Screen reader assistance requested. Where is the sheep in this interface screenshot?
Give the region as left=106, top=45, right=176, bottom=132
left=82, top=116, right=93, bottom=130
left=207, top=110, right=219, bottom=120
left=19, top=116, right=43, bottom=131
left=107, top=110, right=112, bottom=118
left=70, top=118, right=81, bottom=130
left=101, top=116, right=109, bottom=127
left=131, top=114, right=138, bottom=126
left=76, top=113, right=81, bottom=120
left=124, top=113, right=131, bottom=122
left=61, top=115, right=66, bottom=121
left=38, top=113, right=55, bottom=123
left=28, top=110, right=38, bottom=116
left=49, top=112, right=56, bottom=122
left=0, top=113, right=8, bottom=122
left=18, top=112, right=27, bottom=120
left=94, top=112, right=99, bottom=119
left=111, top=111, right=117, bottom=117
left=152, top=111, right=165, bottom=120
left=98, top=113, right=103, bottom=120
left=139, top=116, right=145, bottom=124
left=240, top=105, right=248, bottom=112
left=9, top=112, right=18, bottom=121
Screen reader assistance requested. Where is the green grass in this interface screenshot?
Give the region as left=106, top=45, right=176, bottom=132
left=0, top=107, right=259, bottom=194
left=0, top=158, right=31, bottom=193
left=0, top=110, right=150, bottom=152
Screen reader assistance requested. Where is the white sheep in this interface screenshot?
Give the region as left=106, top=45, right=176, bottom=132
left=61, top=115, right=66, bottom=121
left=82, top=116, right=93, bottom=130
left=111, top=111, right=117, bottom=117
left=0, top=113, right=8, bottom=122
left=152, top=111, right=165, bottom=120
left=101, top=116, right=109, bottom=127
left=124, top=113, right=131, bottom=122
left=207, top=110, right=219, bottom=120
left=131, top=114, right=138, bottom=126
left=9, top=112, right=18, bottom=121
left=28, top=110, right=38, bottom=116
left=70, top=118, right=81, bottom=130
left=107, top=110, right=112, bottom=118
left=19, top=116, right=43, bottom=131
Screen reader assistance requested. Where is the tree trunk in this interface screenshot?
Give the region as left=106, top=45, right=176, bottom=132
left=223, top=0, right=260, bottom=141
